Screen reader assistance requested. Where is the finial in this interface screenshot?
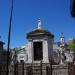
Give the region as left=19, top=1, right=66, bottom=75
left=38, top=18, right=42, bottom=29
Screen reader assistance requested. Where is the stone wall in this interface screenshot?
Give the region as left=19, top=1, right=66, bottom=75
left=52, top=64, right=68, bottom=75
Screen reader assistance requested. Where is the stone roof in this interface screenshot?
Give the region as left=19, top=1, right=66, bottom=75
left=27, top=29, right=54, bottom=39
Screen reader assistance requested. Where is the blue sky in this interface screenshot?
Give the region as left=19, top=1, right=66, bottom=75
left=0, top=0, right=75, bottom=48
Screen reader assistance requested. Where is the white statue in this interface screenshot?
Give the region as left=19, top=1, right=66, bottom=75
left=59, top=47, right=65, bottom=64
left=59, top=33, right=66, bottom=64
left=65, top=52, right=74, bottom=62
left=10, top=48, right=16, bottom=65
left=38, top=18, right=42, bottom=29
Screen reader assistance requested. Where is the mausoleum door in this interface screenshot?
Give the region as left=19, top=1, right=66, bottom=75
left=33, top=42, right=43, bottom=60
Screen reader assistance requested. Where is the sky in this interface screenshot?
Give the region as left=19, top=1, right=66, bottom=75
left=0, top=0, right=75, bottom=48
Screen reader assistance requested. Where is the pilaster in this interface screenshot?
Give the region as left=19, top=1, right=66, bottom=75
left=43, top=39, right=49, bottom=63
left=27, top=39, right=33, bottom=63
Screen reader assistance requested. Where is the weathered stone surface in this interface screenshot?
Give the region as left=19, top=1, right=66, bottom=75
left=52, top=64, right=68, bottom=75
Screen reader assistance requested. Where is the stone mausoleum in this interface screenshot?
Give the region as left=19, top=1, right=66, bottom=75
left=26, top=19, right=54, bottom=63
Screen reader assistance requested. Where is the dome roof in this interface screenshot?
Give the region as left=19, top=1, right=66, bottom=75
left=27, top=29, right=54, bottom=39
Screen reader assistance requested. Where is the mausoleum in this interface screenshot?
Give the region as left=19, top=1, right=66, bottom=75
left=26, top=19, right=54, bottom=63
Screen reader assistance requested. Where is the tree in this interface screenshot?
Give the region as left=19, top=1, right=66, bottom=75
left=68, top=44, right=75, bottom=53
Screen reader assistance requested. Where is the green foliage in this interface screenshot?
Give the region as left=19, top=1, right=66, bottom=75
left=68, top=44, right=75, bottom=53
left=15, top=48, right=21, bottom=54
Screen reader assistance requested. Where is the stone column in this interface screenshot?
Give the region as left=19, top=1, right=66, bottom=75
left=43, top=40, right=49, bottom=63
left=27, top=39, right=33, bottom=63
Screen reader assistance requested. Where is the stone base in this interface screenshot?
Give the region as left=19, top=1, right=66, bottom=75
left=9, top=63, right=51, bottom=75
left=25, top=63, right=50, bottom=75
left=52, top=64, right=68, bottom=75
